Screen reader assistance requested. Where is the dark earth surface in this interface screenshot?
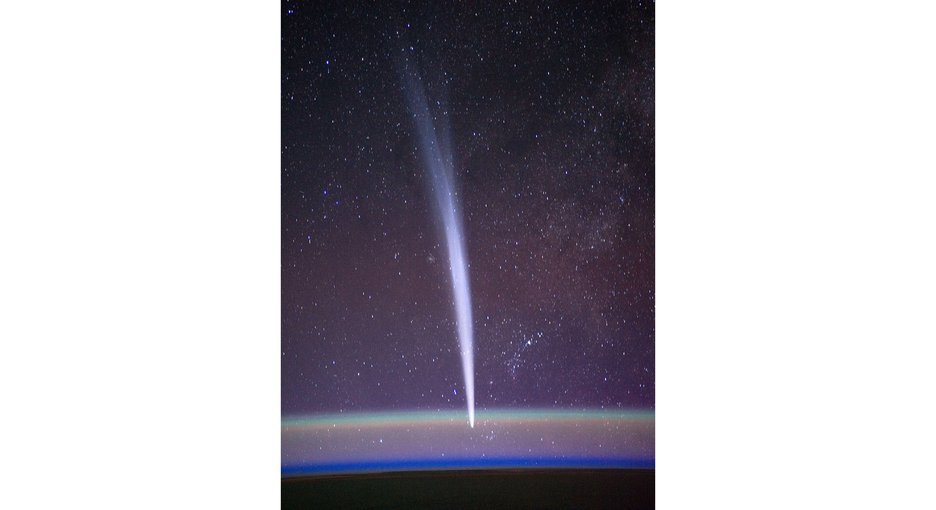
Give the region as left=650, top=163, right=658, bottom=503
left=282, top=468, right=654, bottom=509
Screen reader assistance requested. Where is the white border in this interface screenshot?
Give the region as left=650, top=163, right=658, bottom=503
left=658, top=1, right=936, bottom=508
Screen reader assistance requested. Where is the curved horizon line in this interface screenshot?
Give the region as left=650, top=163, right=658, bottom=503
left=283, top=456, right=655, bottom=476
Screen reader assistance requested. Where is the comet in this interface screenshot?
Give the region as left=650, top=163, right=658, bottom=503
left=402, top=66, right=476, bottom=428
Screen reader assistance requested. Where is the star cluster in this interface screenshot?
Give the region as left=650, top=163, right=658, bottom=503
left=282, top=1, right=654, bottom=416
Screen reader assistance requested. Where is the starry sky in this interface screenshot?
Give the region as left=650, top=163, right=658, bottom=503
left=282, top=1, right=654, bottom=418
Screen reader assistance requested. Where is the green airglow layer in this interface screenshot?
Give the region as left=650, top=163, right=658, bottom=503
left=283, top=408, right=654, bottom=430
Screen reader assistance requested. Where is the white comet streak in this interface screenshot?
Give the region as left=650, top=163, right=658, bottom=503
left=403, top=68, right=475, bottom=428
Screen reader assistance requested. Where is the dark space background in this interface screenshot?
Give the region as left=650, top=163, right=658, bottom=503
left=282, top=1, right=653, bottom=416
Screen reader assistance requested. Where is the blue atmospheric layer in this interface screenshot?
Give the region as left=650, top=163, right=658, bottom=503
left=282, top=456, right=655, bottom=476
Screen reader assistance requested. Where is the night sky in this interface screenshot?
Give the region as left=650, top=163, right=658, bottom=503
left=282, top=1, right=654, bottom=421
